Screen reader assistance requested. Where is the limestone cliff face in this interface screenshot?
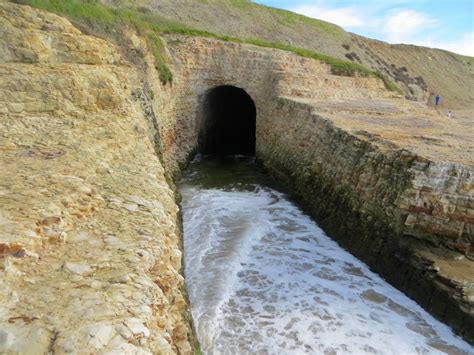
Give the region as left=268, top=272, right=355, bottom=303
left=1, top=1, right=473, bottom=352
left=0, top=3, right=191, bottom=353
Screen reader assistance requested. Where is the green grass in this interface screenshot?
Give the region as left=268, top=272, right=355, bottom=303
left=455, top=54, right=474, bottom=66
left=12, top=0, right=383, bottom=82
left=266, top=5, right=344, bottom=36
left=196, top=0, right=344, bottom=36
left=13, top=0, right=135, bottom=26
left=374, top=72, right=401, bottom=92
left=147, top=34, right=173, bottom=84
left=225, top=0, right=252, bottom=9
left=12, top=0, right=176, bottom=83
left=246, top=39, right=374, bottom=77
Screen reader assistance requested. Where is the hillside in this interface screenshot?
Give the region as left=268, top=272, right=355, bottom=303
left=99, top=0, right=474, bottom=109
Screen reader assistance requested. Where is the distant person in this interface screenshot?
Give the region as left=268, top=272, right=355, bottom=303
left=435, top=95, right=440, bottom=106
left=447, top=110, right=453, bottom=119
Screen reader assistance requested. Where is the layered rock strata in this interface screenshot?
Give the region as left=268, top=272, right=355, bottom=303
left=0, top=2, right=192, bottom=353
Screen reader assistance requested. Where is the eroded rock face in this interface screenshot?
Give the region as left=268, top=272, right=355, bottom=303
left=0, top=2, right=191, bottom=354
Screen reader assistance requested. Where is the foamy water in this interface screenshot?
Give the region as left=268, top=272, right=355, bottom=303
left=179, top=157, right=473, bottom=355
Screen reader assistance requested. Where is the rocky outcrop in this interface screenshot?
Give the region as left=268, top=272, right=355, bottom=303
left=0, top=2, right=192, bottom=353
left=1, top=1, right=473, bottom=352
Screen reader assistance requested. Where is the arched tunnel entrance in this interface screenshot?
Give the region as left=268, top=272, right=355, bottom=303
left=199, top=85, right=256, bottom=155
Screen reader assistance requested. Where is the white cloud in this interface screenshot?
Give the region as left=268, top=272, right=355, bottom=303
left=383, top=9, right=437, bottom=42
left=381, top=11, right=473, bottom=55
left=291, top=4, right=366, bottom=28
left=417, top=32, right=474, bottom=56
left=289, top=2, right=473, bottom=56
left=438, top=32, right=474, bottom=56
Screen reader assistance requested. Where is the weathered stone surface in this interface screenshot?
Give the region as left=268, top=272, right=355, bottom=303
left=63, top=261, right=91, bottom=275
left=0, top=2, right=191, bottom=354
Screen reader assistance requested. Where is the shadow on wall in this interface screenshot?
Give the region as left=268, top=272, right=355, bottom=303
left=199, top=85, right=256, bottom=155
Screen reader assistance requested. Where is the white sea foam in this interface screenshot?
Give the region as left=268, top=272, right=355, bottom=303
left=180, top=185, right=473, bottom=355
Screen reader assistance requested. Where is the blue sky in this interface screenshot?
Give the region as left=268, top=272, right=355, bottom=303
left=253, top=0, right=474, bottom=56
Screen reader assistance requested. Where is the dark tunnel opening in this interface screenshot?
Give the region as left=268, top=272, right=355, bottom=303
left=199, top=85, right=256, bottom=155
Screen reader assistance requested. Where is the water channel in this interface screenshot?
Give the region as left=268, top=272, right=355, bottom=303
left=179, top=155, right=472, bottom=355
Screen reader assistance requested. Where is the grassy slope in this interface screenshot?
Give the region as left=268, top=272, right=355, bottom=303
left=102, top=0, right=473, bottom=108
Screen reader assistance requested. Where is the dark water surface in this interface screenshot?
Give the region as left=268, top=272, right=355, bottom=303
left=179, top=155, right=472, bottom=355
